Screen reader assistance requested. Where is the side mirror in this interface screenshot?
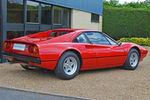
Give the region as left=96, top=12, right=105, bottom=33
left=118, top=42, right=122, bottom=46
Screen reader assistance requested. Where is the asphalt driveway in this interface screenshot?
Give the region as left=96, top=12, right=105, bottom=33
left=0, top=87, right=92, bottom=100
left=0, top=46, right=150, bottom=100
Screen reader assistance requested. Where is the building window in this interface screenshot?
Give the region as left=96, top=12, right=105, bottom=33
left=41, top=4, right=51, bottom=25
left=54, top=6, right=61, bottom=24
left=7, top=0, right=23, bottom=23
left=26, top=31, right=38, bottom=35
left=7, top=31, right=24, bottom=40
left=63, top=8, right=70, bottom=26
left=91, top=13, right=99, bottom=23
left=27, top=1, right=39, bottom=23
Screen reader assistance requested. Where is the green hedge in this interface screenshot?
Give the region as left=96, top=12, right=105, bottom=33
left=103, top=7, right=150, bottom=40
left=118, top=37, right=150, bottom=46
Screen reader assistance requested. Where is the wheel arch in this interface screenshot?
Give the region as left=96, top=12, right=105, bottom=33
left=131, top=46, right=141, bottom=57
left=59, top=49, right=82, bottom=68
left=123, top=46, right=141, bottom=70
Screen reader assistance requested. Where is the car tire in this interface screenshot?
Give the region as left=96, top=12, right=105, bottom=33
left=54, top=51, right=80, bottom=80
left=21, top=64, right=34, bottom=70
left=123, top=48, right=140, bottom=70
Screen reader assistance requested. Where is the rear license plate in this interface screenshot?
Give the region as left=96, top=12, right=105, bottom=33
left=13, top=44, right=26, bottom=51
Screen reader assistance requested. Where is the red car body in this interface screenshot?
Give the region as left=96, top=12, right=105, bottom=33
left=2, top=29, right=148, bottom=71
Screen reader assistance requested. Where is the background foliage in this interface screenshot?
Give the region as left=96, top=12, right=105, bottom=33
left=119, top=37, right=150, bottom=46
left=103, top=0, right=150, bottom=40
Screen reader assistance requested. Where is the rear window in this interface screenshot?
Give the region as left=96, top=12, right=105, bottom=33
left=49, top=31, right=71, bottom=37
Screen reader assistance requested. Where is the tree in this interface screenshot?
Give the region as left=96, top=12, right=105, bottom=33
left=144, top=0, right=150, bottom=5
left=110, top=0, right=119, bottom=5
left=105, top=0, right=119, bottom=7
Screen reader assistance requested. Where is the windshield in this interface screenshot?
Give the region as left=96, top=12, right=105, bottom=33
left=49, top=31, right=71, bottom=37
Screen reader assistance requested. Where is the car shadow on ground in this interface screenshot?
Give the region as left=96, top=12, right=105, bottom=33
left=8, top=64, right=124, bottom=80
left=7, top=65, right=57, bottom=79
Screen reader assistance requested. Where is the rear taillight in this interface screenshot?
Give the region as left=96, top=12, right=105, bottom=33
left=28, top=45, right=39, bottom=54
left=3, top=42, right=11, bottom=49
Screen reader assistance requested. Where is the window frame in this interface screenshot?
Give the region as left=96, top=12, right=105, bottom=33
left=6, top=0, right=71, bottom=31
left=1, top=0, right=72, bottom=63
left=105, top=36, right=118, bottom=45
left=103, top=33, right=119, bottom=45
left=84, top=31, right=111, bottom=45
left=75, top=31, right=119, bottom=46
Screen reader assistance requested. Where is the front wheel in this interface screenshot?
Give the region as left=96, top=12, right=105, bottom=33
left=54, top=51, right=80, bottom=80
left=123, top=48, right=140, bottom=70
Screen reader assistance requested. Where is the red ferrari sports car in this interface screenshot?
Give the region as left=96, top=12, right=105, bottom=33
left=2, top=29, right=148, bottom=79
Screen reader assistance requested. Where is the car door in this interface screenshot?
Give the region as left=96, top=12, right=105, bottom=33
left=84, top=32, right=126, bottom=68
left=73, top=33, right=98, bottom=69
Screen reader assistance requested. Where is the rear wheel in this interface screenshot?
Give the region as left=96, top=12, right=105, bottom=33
left=123, top=48, right=140, bottom=70
left=54, top=51, right=80, bottom=80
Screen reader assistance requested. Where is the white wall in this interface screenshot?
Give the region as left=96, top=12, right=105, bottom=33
left=71, top=9, right=102, bottom=31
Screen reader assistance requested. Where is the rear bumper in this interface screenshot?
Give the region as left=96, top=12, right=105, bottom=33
left=2, top=51, right=41, bottom=64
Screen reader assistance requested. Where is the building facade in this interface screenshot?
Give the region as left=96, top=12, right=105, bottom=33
left=0, top=0, right=103, bottom=63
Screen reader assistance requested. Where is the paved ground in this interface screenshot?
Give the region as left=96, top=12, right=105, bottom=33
left=0, top=46, right=150, bottom=100
left=0, top=87, right=93, bottom=100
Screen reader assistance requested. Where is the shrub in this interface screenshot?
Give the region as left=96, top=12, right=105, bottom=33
left=103, top=7, right=150, bottom=40
left=118, top=37, right=150, bottom=46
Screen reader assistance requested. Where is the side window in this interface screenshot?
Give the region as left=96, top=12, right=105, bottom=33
left=106, top=37, right=118, bottom=45
left=85, top=32, right=110, bottom=45
left=74, top=34, right=89, bottom=43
